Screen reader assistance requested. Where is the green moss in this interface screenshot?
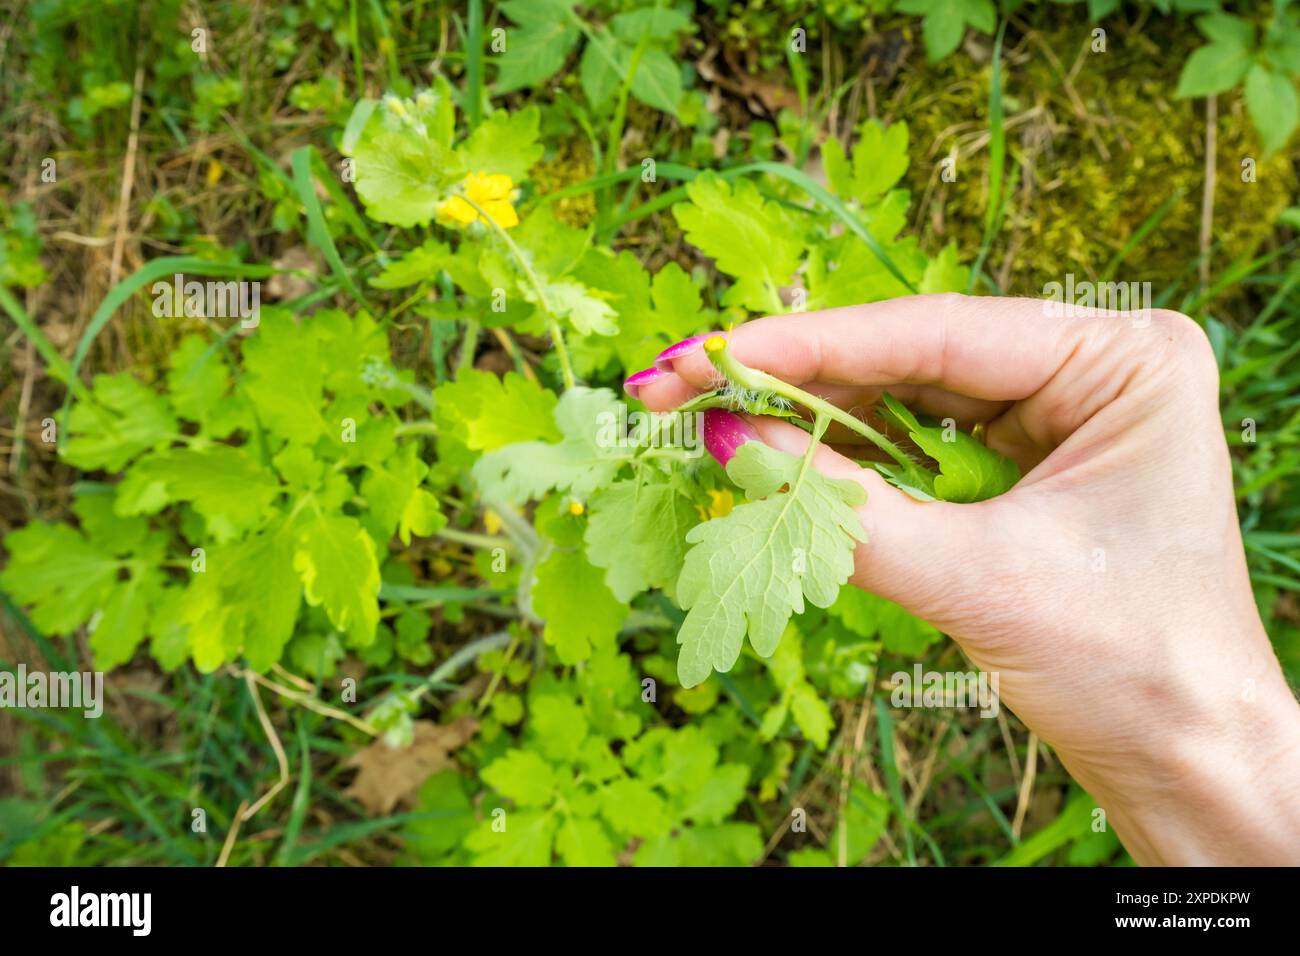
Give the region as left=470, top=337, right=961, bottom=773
left=886, top=19, right=1295, bottom=304
left=530, top=140, right=597, bottom=228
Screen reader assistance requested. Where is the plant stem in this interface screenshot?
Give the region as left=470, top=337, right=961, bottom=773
left=458, top=194, right=576, bottom=390
left=703, top=336, right=926, bottom=482
left=395, top=421, right=439, bottom=437
left=458, top=318, right=480, bottom=374
left=437, top=527, right=511, bottom=551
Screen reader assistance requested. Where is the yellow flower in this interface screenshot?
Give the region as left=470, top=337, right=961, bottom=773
left=440, top=171, right=519, bottom=229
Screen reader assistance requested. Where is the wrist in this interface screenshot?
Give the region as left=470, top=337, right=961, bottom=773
left=1063, top=664, right=1300, bottom=865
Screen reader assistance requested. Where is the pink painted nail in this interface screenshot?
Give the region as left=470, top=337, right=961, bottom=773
left=623, top=367, right=666, bottom=400
left=654, top=333, right=717, bottom=371
left=703, top=409, right=758, bottom=467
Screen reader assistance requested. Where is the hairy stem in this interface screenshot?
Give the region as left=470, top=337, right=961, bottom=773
left=702, top=335, right=928, bottom=484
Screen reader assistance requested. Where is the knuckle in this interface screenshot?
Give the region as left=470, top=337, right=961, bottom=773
left=1154, top=309, right=1219, bottom=387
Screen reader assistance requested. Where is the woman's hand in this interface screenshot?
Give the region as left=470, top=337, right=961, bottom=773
left=629, top=293, right=1300, bottom=865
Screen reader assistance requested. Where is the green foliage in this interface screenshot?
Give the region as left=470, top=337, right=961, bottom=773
left=1, top=311, right=445, bottom=673
left=897, top=0, right=996, bottom=62
left=676, top=441, right=869, bottom=688
left=464, top=663, right=760, bottom=866
left=15, top=0, right=1286, bottom=871
left=1176, top=7, right=1300, bottom=152
left=493, top=0, right=692, bottom=114
left=876, top=394, right=1020, bottom=502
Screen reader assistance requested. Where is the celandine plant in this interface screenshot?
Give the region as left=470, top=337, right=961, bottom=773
left=1, top=83, right=1019, bottom=866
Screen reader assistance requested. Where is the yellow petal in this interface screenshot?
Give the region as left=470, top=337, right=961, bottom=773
left=483, top=200, right=519, bottom=229
left=439, top=196, right=478, bottom=226
left=477, top=174, right=514, bottom=202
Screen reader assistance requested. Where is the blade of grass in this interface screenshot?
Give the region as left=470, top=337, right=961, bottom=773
left=1099, top=188, right=1186, bottom=283
left=291, top=146, right=368, bottom=309
left=968, top=21, right=1008, bottom=293
left=0, top=285, right=77, bottom=389
left=994, top=789, right=1095, bottom=866
left=61, top=255, right=275, bottom=415
left=274, top=717, right=314, bottom=866
left=466, top=0, right=483, bottom=129
left=874, top=696, right=916, bottom=865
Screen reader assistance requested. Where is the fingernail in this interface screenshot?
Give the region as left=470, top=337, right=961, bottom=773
left=703, top=409, right=758, bottom=467
left=654, top=333, right=717, bottom=371
left=623, top=367, right=666, bottom=400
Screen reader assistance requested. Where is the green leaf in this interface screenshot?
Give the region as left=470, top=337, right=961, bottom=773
left=555, top=817, right=617, bottom=866
left=920, top=242, right=970, bottom=294
left=828, top=585, right=941, bottom=656
left=759, top=626, right=834, bottom=748
left=166, top=335, right=244, bottom=435
left=677, top=763, right=749, bottom=824
left=635, top=823, right=762, bottom=866
left=897, top=0, right=995, bottom=61
left=672, top=173, right=805, bottom=314
left=171, top=518, right=304, bottom=672
left=600, top=779, right=670, bottom=838
left=90, top=567, right=164, bottom=669
left=572, top=252, right=707, bottom=372
left=399, top=488, right=446, bottom=546
left=674, top=441, right=868, bottom=687
left=481, top=749, right=557, bottom=806
left=122, top=446, right=281, bottom=541
left=404, top=771, right=476, bottom=863
left=807, top=234, right=923, bottom=309
left=454, top=106, right=544, bottom=182
left=493, top=0, right=581, bottom=93
left=361, top=442, right=445, bottom=546
left=529, top=693, right=589, bottom=763
left=530, top=277, right=618, bottom=336
left=823, top=118, right=910, bottom=205
left=835, top=784, right=890, bottom=863
left=241, top=310, right=326, bottom=445
left=347, top=91, right=457, bottom=227
left=434, top=369, right=561, bottom=454
left=1176, top=16, right=1255, bottom=97
left=369, top=239, right=451, bottom=289
left=578, top=36, right=629, bottom=108
left=1196, top=11, right=1255, bottom=50
left=1244, top=63, right=1299, bottom=154
left=610, top=7, right=690, bottom=42
left=231, top=522, right=303, bottom=669
left=467, top=810, right=557, bottom=865
left=530, top=548, right=629, bottom=664
left=472, top=387, right=633, bottom=504
left=512, top=206, right=592, bottom=278
left=630, top=48, right=682, bottom=114
left=584, top=477, right=696, bottom=601
left=0, top=523, right=121, bottom=636
left=789, top=683, right=834, bottom=749
left=292, top=512, right=380, bottom=646
left=62, top=373, right=177, bottom=471
left=877, top=393, right=1019, bottom=503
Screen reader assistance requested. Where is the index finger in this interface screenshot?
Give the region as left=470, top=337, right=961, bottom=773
left=638, top=293, right=1105, bottom=408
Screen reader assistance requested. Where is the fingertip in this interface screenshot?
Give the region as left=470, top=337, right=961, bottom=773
left=635, top=373, right=698, bottom=412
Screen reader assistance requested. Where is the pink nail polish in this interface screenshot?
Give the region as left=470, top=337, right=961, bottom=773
left=623, top=367, right=666, bottom=400
left=703, top=409, right=758, bottom=467
left=654, top=333, right=717, bottom=371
